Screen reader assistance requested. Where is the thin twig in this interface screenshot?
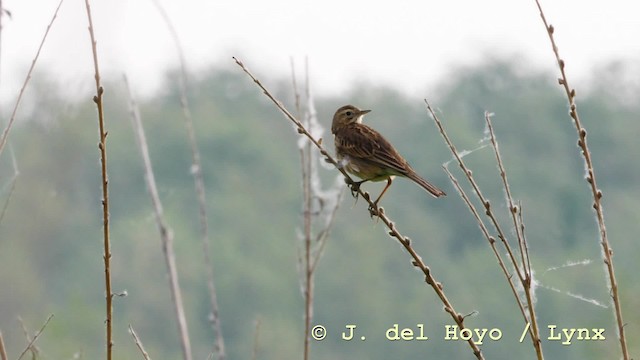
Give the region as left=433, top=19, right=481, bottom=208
left=0, top=0, right=3, bottom=86
left=0, top=146, right=19, bottom=224
left=0, top=0, right=63, bottom=158
left=290, top=58, right=301, bottom=118
left=0, top=331, right=8, bottom=360
left=302, top=148, right=313, bottom=360
left=251, top=317, right=262, bottom=360
left=17, top=316, right=39, bottom=358
left=427, top=102, right=524, bottom=281
left=83, top=1, right=112, bottom=358
left=310, top=188, right=344, bottom=274
left=125, top=76, right=192, bottom=360
left=291, top=60, right=340, bottom=360
left=150, top=3, right=225, bottom=358
left=517, top=201, right=533, bottom=278
left=484, top=112, right=543, bottom=359
left=533, top=2, right=629, bottom=359
left=129, top=325, right=152, bottom=360
left=16, top=314, right=53, bottom=360
left=484, top=113, right=527, bottom=271
left=234, top=57, right=484, bottom=360
left=297, top=61, right=314, bottom=360
left=442, top=166, right=527, bottom=320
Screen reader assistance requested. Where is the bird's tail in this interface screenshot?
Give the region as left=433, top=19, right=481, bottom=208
left=406, top=171, right=446, bottom=198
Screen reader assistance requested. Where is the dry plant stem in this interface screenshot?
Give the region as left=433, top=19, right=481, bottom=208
left=533, top=2, right=629, bottom=359
left=427, top=101, right=523, bottom=281
left=17, top=316, right=39, bottom=357
left=0, top=147, right=18, bottom=224
left=517, top=202, right=533, bottom=279
left=151, top=3, right=225, bottom=358
left=289, top=58, right=302, bottom=116
left=484, top=113, right=527, bottom=271
left=443, top=166, right=527, bottom=319
left=292, top=62, right=343, bottom=360
left=83, top=1, right=113, bottom=358
left=16, top=314, right=53, bottom=360
left=0, top=0, right=3, bottom=84
left=427, top=102, right=543, bottom=358
left=309, top=190, right=344, bottom=274
left=251, top=317, right=262, bottom=360
left=294, top=61, right=314, bottom=360
left=484, top=113, right=543, bottom=359
left=234, top=57, right=484, bottom=360
left=129, top=325, right=152, bottom=360
left=302, top=143, right=313, bottom=360
left=125, top=77, right=193, bottom=360
left=0, top=0, right=63, bottom=158
left=0, top=331, right=8, bottom=360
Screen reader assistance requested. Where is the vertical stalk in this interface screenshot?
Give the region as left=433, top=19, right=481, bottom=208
left=83, top=1, right=112, bottom=358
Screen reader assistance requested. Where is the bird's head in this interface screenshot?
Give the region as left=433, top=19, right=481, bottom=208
left=331, top=105, right=371, bottom=134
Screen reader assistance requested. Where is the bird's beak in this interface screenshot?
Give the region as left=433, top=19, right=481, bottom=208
left=359, top=109, right=371, bottom=115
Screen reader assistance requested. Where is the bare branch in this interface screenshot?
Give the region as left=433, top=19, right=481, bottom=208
left=534, top=1, right=629, bottom=358
left=442, top=166, right=527, bottom=319
left=0, top=146, right=19, bottom=224
left=0, top=0, right=63, bottom=158
left=83, top=1, right=113, bottom=358
left=129, top=325, right=152, bottom=360
left=0, top=331, right=8, bottom=360
left=16, top=314, right=54, bottom=360
left=428, top=103, right=543, bottom=358
left=251, top=317, right=262, bottom=360
left=125, top=76, right=192, bottom=360
left=150, top=3, right=225, bottom=358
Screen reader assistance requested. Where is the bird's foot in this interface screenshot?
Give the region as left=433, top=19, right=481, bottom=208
left=345, top=178, right=364, bottom=199
left=368, top=203, right=383, bottom=218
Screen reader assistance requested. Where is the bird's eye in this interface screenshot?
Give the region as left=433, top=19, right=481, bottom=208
left=345, top=111, right=353, bottom=117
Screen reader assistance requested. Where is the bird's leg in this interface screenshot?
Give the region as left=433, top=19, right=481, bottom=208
left=369, top=178, right=393, bottom=216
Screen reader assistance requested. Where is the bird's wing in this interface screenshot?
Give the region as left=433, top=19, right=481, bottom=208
left=336, top=124, right=411, bottom=175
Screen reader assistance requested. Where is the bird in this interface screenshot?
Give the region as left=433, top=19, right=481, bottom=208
left=331, top=104, right=445, bottom=209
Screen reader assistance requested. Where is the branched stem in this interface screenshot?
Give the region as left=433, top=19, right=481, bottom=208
left=291, top=62, right=343, bottom=360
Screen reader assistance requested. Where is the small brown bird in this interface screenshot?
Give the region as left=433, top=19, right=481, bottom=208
left=331, top=104, right=445, bottom=207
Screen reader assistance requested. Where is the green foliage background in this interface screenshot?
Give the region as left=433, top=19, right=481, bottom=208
left=0, top=58, right=638, bottom=359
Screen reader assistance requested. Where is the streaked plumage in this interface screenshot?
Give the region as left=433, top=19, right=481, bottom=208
left=331, top=104, right=445, bottom=206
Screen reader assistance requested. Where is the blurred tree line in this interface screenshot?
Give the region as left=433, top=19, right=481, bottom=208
left=0, top=58, right=638, bottom=359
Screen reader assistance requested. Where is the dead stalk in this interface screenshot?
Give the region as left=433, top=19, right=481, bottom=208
left=534, top=1, right=629, bottom=358
left=150, top=2, right=225, bottom=357
left=125, top=77, right=193, bottom=360
left=427, top=103, right=543, bottom=359
left=0, top=0, right=63, bottom=158
left=83, top=1, right=113, bottom=358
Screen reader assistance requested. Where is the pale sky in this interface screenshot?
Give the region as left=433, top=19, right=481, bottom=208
left=1, top=0, right=639, bottom=103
